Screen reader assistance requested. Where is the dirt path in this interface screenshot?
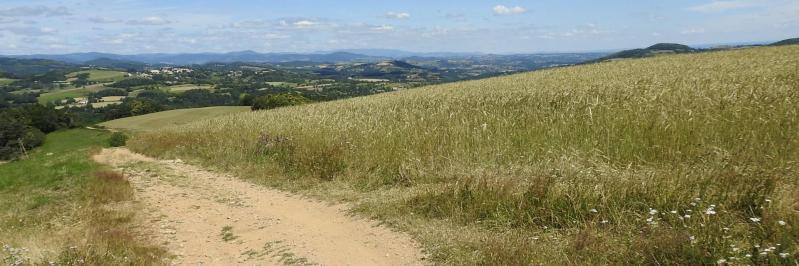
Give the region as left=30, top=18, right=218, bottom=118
left=93, top=148, right=424, bottom=265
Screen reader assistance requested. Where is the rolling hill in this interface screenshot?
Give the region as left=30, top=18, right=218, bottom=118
left=128, top=45, right=799, bottom=264
left=100, top=106, right=250, bottom=131
left=594, top=43, right=697, bottom=62
left=0, top=57, right=75, bottom=77
left=771, top=37, right=799, bottom=46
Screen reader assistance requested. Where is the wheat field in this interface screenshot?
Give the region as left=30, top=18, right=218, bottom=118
left=130, top=45, right=799, bottom=264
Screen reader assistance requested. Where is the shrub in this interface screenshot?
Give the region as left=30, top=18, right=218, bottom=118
left=0, top=110, right=48, bottom=160
left=108, top=132, right=128, bottom=147
left=251, top=93, right=309, bottom=111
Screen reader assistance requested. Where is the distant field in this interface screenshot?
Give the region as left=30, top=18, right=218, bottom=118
left=0, top=78, right=16, bottom=85
left=100, top=106, right=250, bottom=131
left=91, top=101, right=122, bottom=108
left=131, top=45, right=799, bottom=265
left=164, top=84, right=213, bottom=93
left=37, top=84, right=107, bottom=104
left=265, top=82, right=296, bottom=87
left=67, top=69, right=128, bottom=82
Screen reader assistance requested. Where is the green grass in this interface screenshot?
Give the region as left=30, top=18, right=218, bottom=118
left=67, top=69, right=128, bottom=82
left=164, top=84, right=213, bottom=93
left=100, top=106, right=251, bottom=131
left=37, top=84, right=107, bottom=104
left=130, top=45, right=799, bottom=264
left=0, top=78, right=17, bottom=85
left=0, top=129, right=166, bottom=264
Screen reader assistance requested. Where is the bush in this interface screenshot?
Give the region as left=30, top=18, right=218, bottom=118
left=0, top=115, right=45, bottom=160
left=251, top=93, right=309, bottom=111
left=108, top=132, right=128, bottom=147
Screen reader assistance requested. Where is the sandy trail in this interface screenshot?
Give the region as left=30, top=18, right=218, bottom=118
left=93, top=148, right=424, bottom=266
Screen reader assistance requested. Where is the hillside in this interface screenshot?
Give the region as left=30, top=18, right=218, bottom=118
left=595, top=43, right=697, bottom=61
left=772, top=37, right=799, bottom=46
left=0, top=57, right=75, bottom=77
left=131, top=45, right=799, bottom=264
left=100, top=106, right=250, bottom=131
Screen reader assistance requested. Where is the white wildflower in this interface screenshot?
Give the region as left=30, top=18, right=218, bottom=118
left=778, top=220, right=786, bottom=226
left=649, top=209, right=658, bottom=215
left=705, top=209, right=717, bottom=215
left=684, top=214, right=692, bottom=219
left=589, top=208, right=598, bottom=213
left=716, top=258, right=726, bottom=264
left=780, top=253, right=790, bottom=258
left=670, top=210, right=678, bottom=214
left=750, top=217, right=761, bottom=223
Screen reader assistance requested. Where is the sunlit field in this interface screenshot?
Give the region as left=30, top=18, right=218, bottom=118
left=130, top=45, right=799, bottom=264
left=100, top=106, right=251, bottom=132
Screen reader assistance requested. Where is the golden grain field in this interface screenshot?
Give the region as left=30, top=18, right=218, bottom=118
left=130, top=45, right=799, bottom=265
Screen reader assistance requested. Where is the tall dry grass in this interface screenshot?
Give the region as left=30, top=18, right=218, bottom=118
left=130, top=45, right=799, bottom=264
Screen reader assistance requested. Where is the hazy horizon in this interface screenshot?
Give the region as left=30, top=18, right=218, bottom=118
left=1, top=0, right=798, bottom=55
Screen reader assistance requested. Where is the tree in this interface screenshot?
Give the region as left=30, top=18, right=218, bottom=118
left=127, top=98, right=163, bottom=116
left=251, top=93, right=310, bottom=111
left=0, top=115, right=45, bottom=160
left=72, top=73, right=91, bottom=86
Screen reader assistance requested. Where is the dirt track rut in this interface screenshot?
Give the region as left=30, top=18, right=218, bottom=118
left=93, top=148, right=424, bottom=265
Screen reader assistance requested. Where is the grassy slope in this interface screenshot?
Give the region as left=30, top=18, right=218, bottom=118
left=130, top=46, right=799, bottom=264
left=0, top=129, right=165, bottom=264
left=164, top=84, right=213, bottom=93
left=37, top=84, right=108, bottom=104
left=100, top=106, right=251, bottom=131
left=67, top=70, right=128, bottom=82
left=0, top=78, right=16, bottom=85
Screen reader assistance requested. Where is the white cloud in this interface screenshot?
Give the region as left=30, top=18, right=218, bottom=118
left=263, top=33, right=289, bottom=40
left=689, top=0, right=759, bottom=13
left=493, top=5, right=527, bottom=16
left=0, top=17, right=18, bottom=24
left=372, top=25, right=394, bottom=31
left=384, top=12, right=410, bottom=20
left=681, top=28, right=706, bottom=34
left=0, top=6, right=71, bottom=17
left=0, top=26, right=59, bottom=36
left=292, top=20, right=317, bottom=28
left=127, top=16, right=171, bottom=26
left=89, top=17, right=123, bottom=24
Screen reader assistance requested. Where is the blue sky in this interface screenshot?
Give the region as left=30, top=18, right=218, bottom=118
left=0, top=0, right=797, bottom=54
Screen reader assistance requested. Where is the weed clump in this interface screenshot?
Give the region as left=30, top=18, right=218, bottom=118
left=108, top=132, right=128, bottom=147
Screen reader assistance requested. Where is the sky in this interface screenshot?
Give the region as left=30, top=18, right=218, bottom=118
left=0, top=0, right=797, bottom=55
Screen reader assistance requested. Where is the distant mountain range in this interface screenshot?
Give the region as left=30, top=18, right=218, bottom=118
left=1, top=37, right=796, bottom=77
left=8, top=51, right=387, bottom=66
